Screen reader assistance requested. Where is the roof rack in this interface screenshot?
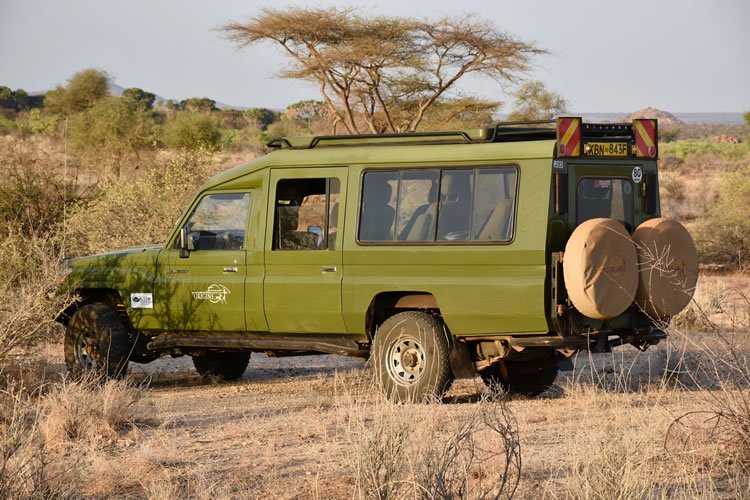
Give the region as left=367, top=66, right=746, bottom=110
left=266, top=119, right=558, bottom=150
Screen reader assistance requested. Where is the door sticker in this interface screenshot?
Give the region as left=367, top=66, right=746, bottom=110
left=131, top=293, right=154, bottom=309
left=191, top=284, right=230, bottom=304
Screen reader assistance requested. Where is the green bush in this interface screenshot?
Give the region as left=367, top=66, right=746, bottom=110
left=660, top=140, right=750, bottom=162
left=696, top=163, right=750, bottom=270
left=162, top=112, right=222, bottom=151
left=0, top=115, right=15, bottom=135
left=44, top=69, right=110, bottom=115
left=68, top=96, right=157, bottom=155
left=18, top=109, right=59, bottom=135
left=64, top=151, right=219, bottom=255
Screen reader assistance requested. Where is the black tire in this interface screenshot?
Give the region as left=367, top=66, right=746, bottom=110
left=192, top=351, right=250, bottom=381
left=372, top=311, right=454, bottom=403
left=480, top=363, right=559, bottom=397
left=64, top=303, right=132, bottom=379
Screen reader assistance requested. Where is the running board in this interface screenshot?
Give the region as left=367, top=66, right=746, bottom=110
left=147, top=332, right=370, bottom=358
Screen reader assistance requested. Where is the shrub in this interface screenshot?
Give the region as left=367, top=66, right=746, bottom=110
left=68, top=96, right=157, bottom=156
left=64, top=151, right=219, bottom=255
left=18, top=109, right=59, bottom=135
left=0, top=114, right=15, bottom=135
left=44, top=68, right=111, bottom=115
left=660, top=140, right=750, bottom=162
left=162, top=112, right=222, bottom=151
left=696, top=163, right=750, bottom=269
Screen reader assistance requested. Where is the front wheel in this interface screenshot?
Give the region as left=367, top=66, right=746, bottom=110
left=64, top=303, right=132, bottom=379
left=192, top=351, right=250, bottom=381
left=372, top=311, right=454, bottom=403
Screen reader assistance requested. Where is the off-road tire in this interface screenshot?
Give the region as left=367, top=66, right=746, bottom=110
left=64, top=303, right=132, bottom=379
left=372, top=311, right=454, bottom=403
left=480, top=363, right=559, bottom=397
left=192, top=351, right=250, bottom=381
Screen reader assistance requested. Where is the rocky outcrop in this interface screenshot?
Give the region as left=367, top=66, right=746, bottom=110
left=625, top=107, right=684, bottom=125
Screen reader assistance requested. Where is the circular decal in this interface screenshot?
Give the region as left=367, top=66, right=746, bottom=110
left=632, top=166, right=643, bottom=184
left=623, top=182, right=632, bottom=195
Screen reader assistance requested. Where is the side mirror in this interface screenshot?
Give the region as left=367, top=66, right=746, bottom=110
left=178, top=227, right=192, bottom=258
left=307, top=225, right=323, bottom=246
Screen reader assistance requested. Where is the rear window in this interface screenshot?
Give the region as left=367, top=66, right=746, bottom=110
left=576, top=178, right=633, bottom=228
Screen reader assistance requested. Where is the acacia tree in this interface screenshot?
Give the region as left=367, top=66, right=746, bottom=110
left=507, top=80, right=567, bottom=121
left=222, top=8, right=544, bottom=134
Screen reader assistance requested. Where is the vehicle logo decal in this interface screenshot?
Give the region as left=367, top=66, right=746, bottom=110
left=632, top=166, right=643, bottom=183
left=192, top=284, right=230, bottom=304
left=131, top=293, right=153, bottom=309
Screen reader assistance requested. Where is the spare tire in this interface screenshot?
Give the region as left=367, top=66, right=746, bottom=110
left=563, top=218, right=639, bottom=320
left=633, top=218, right=698, bottom=318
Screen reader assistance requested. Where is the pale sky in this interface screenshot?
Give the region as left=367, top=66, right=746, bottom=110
left=0, top=0, right=748, bottom=113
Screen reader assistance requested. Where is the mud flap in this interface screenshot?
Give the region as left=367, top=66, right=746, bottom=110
left=449, top=340, right=476, bottom=379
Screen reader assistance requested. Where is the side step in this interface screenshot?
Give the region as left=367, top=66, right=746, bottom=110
left=147, top=332, right=370, bottom=358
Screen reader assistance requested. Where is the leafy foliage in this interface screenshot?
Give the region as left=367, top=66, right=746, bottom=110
left=223, top=8, right=544, bottom=133
left=68, top=96, right=157, bottom=155
left=44, top=69, right=111, bottom=115
left=697, top=163, right=750, bottom=270
left=162, top=112, right=222, bottom=151
left=179, top=97, right=217, bottom=113
left=507, top=80, right=567, bottom=121
left=122, top=87, right=156, bottom=111
left=244, top=107, right=279, bottom=129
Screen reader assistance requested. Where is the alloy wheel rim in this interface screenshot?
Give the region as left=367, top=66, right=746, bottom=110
left=387, top=336, right=426, bottom=386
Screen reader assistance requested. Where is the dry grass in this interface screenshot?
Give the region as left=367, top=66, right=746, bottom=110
left=337, top=374, right=521, bottom=499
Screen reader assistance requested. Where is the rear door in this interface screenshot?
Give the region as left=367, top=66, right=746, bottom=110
left=263, top=167, right=347, bottom=333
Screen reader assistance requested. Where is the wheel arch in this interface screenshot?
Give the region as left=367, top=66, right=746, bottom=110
left=56, top=288, right=127, bottom=326
left=365, top=291, right=441, bottom=341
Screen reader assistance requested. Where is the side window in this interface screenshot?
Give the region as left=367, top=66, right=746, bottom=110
left=273, top=178, right=340, bottom=250
left=359, top=167, right=517, bottom=243
left=178, top=193, right=251, bottom=250
left=471, top=168, right=517, bottom=241
left=359, top=170, right=439, bottom=242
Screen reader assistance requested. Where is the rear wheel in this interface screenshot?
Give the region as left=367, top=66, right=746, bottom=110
left=64, top=303, right=132, bottom=379
left=372, top=311, right=453, bottom=403
left=480, top=362, right=558, bottom=397
left=192, top=351, right=250, bottom=381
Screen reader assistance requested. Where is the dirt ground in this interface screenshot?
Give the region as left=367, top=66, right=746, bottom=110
left=33, top=274, right=749, bottom=498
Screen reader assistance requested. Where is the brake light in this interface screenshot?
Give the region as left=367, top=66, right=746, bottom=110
left=633, top=119, right=658, bottom=158
left=556, top=117, right=581, bottom=157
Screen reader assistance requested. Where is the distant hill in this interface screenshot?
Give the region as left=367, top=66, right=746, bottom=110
left=625, top=107, right=683, bottom=125
left=108, top=82, right=246, bottom=110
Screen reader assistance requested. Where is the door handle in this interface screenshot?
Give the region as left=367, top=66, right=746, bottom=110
left=321, top=266, right=337, bottom=273
left=223, top=266, right=238, bottom=273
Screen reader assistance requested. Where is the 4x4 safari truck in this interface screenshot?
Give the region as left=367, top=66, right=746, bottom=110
left=58, top=118, right=698, bottom=401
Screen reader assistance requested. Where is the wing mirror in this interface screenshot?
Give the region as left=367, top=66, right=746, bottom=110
left=178, top=227, right=194, bottom=258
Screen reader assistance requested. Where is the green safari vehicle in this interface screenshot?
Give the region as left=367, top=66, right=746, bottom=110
left=58, top=118, right=698, bottom=401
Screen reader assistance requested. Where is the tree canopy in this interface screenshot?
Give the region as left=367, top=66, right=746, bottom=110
left=507, top=81, right=567, bottom=121
left=122, top=87, right=156, bottom=111
left=222, top=8, right=544, bottom=134
left=44, top=69, right=111, bottom=115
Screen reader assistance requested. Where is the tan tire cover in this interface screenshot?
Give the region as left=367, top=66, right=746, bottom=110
left=633, top=218, right=698, bottom=318
left=563, top=218, right=639, bottom=320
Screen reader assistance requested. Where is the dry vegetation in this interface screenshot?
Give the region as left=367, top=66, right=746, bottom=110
left=0, top=119, right=749, bottom=497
